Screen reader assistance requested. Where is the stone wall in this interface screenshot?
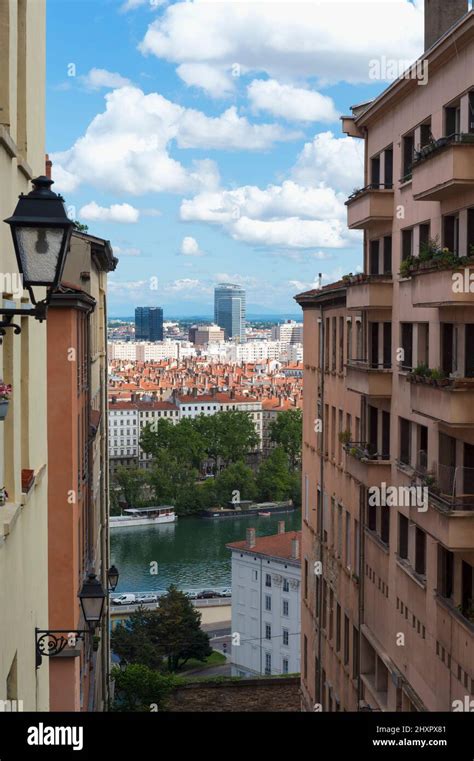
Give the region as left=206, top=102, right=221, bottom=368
left=166, top=676, right=301, bottom=712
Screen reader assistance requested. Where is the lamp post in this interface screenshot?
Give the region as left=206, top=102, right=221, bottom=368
left=2, top=175, right=74, bottom=342
left=35, top=573, right=106, bottom=668
left=107, top=565, right=119, bottom=592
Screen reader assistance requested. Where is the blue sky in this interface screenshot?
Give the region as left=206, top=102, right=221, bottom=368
left=46, top=0, right=426, bottom=317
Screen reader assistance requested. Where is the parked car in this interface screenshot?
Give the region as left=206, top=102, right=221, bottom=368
left=185, top=591, right=198, bottom=599
left=197, top=589, right=219, bottom=599
left=112, top=593, right=136, bottom=605
left=220, top=588, right=232, bottom=597
left=136, top=594, right=158, bottom=604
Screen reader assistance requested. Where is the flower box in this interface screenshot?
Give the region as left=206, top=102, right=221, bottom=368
left=0, top=400, right=9, bottom=421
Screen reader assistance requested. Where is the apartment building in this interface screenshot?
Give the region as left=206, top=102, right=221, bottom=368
left=0, top=0, right=49, bottom=710
left=47, top=231, right=117, bottom=711
left=227, top=524, right=301, bottom=677
left=297, top=0, right=474, bottom=713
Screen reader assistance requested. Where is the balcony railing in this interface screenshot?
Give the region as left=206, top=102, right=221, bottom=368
left=344, top=442, right=391, bottom=486
left=412, top=133, right=474, bottom=201
left=426, top=464, right=474, bottom=512
left=346, top=360, right=392, bottom=398
left=347, top=182, right=393, bottom=201
left=413, top=132, right=474, bottom=165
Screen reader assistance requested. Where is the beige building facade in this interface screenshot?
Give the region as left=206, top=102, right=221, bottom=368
left=0, top=0, right=49, bottom=710
left=298, top=1, right=474, bottom=712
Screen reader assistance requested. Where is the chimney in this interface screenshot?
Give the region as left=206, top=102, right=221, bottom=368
left=45, top=153, right=52, bottom=179
left=424, top=0, right=468, bottom=50
left=277, top=520, right=285, bottom=535
left=246, top=527, right=256, bottom=549
left=192, top=387, right=198, bottom=398
left=291, top=535, right=300, bottom=560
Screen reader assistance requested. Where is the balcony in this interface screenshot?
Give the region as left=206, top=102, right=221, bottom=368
left=412, top=133, right=474, bottom=201
left=408, top=375, right=474, bottom=428
left=346, top=360, right=392, bottom=398
left=411, top=263, right=474, bottom=307
left=345, top=184, right=394, bottom=230
left=346, top=275, right=393, bottom=310
left=344, top=443, right=392, bottom=487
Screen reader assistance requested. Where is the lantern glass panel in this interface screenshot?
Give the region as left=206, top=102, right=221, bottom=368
left=15, top=226, right=66, bottom=285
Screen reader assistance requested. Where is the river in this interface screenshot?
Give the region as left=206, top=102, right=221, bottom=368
left=111, top=510, right=301, bottom=594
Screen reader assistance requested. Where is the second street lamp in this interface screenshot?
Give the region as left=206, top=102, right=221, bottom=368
left=107, top=565, right=119, bottom=592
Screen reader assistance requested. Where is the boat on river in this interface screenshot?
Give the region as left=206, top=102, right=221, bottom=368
left=110, top=506, right=176, bottom=528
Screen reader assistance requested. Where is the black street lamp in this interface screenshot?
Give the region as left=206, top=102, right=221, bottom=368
left=78, top=572, right=106, bottom=631
left=1, top=175, right=74, bottom=341
left=35, top=573, right=106, bottom=668
left=107, top=564, right=119, bottom=592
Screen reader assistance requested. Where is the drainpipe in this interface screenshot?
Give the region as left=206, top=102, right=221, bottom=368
left=316, top=292, right=325, bottom=706
left=357, top=485, right=365, bottom=710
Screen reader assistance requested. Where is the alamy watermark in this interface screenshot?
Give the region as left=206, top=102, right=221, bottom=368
left=369, top=57, right=429, bottom=86
left=368, top=483, right=428, bottom=512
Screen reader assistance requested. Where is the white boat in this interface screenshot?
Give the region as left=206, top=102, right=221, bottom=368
left=110, top=506, right=176, bottom=528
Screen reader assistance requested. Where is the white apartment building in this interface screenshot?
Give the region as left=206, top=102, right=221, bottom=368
left=108, top=340, right=196, bottom=362
left=227, top=526, right=301, bottom=677
left=271, top=320, right=303, bottom=344
left=176, top=392, right=263, bottom=447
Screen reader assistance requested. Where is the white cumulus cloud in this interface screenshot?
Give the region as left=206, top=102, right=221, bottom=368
left=79, top=201, right=140, bottom=223
left=180, top=236, right=204, bottom=256
left=80, top=68, right=132, bottom=90
left=51, top=87, right=297, bottom=196
left=248, top=79, right=339, bottom=123
left=139, top=0, right=423, bottom=94
left=291, top=131, right=364, bottom=195
left=177, top=63, right=234, bottom=98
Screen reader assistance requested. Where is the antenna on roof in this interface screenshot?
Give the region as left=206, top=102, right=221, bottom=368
left=318, top=273, right=322, bottom=290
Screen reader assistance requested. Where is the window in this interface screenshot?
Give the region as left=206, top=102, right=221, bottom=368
left=402, top=228, right=413, bottom=262
left=265, top=573, right=272, bottom=588
left=265, top=623, right=271, bottom=640
left=352, top=626, right=359, bottom=679
left=381, top=506, right=390, bottom=546
left=383, top=236, right=392, bottom=274
left=336, top=604, right=341, bottom=652
left=282, top=599, right=289, bottom=617
left=282, top=629, right=289, bottom=647
left=252, top=570, right=258, bottom=581
left=437, top=545, right=454, bottom=599
left=265, top=652, right=272, bottom=675
left=282, top=658, right=289, bottom=675
left=400, top=418, right=411, bottom=465
left=369, top=240, right=380, bottom=275
left=337, top=504, right=343, bottom=558
left=398, top=514, right=409, bottom=559
left=283, top=578, right=289, bottom=593
left=402, top=132, right=414, bottom=180
left=265, top=594, right=271, bottom=611
left=344, top=615, right=350, bottom=665
left=443, top=214, right=459, bottom=254
left=345, top=511, right=351, bottom=568
left=400, top=323, right=413, bottom=369
left=419, top=222, right=430, bottom=254
left=303, top=636, right=308, bottom=680
left=304, top=559, right=308, bottom=599
left=415, top=527, right=426, bottom=576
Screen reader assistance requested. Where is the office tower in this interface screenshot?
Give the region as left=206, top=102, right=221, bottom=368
left=297, top=0, right=474, bottom=713
left=135, top=306, right=164, bottom=342
left=214, top=283, right=246, bottom=341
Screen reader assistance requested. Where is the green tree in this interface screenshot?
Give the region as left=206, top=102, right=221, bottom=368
left=115, top=466, right=147, bottom=507
left=140, top=418, right=205, bottom=469
left=269, top=408, right=302, bottom=470
left=214, top=410, right=259, bottom=467
left=214, top=460, right=257, bottom=506
left=73, top=220, right=89, bottom=232
left=155, top=586, right=212, bottom=671
left=111, top=608, right=163, bottom=671
left=111, top=664, right=176, bottom=712
left=256, top=446, right=293, bottom=501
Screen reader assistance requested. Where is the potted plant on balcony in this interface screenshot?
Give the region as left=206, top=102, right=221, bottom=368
left=338, top=430, right=351, bottom=446
left=0, top=381, right=12, bottom=421
left=430, top=368, right=449, bottom=387
left=0, top=487, right=7, bottom=506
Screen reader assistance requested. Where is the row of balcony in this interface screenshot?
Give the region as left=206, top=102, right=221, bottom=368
left=344, top=268, right=474, bottom=310
left=346, top=134, right=474, bottom=229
